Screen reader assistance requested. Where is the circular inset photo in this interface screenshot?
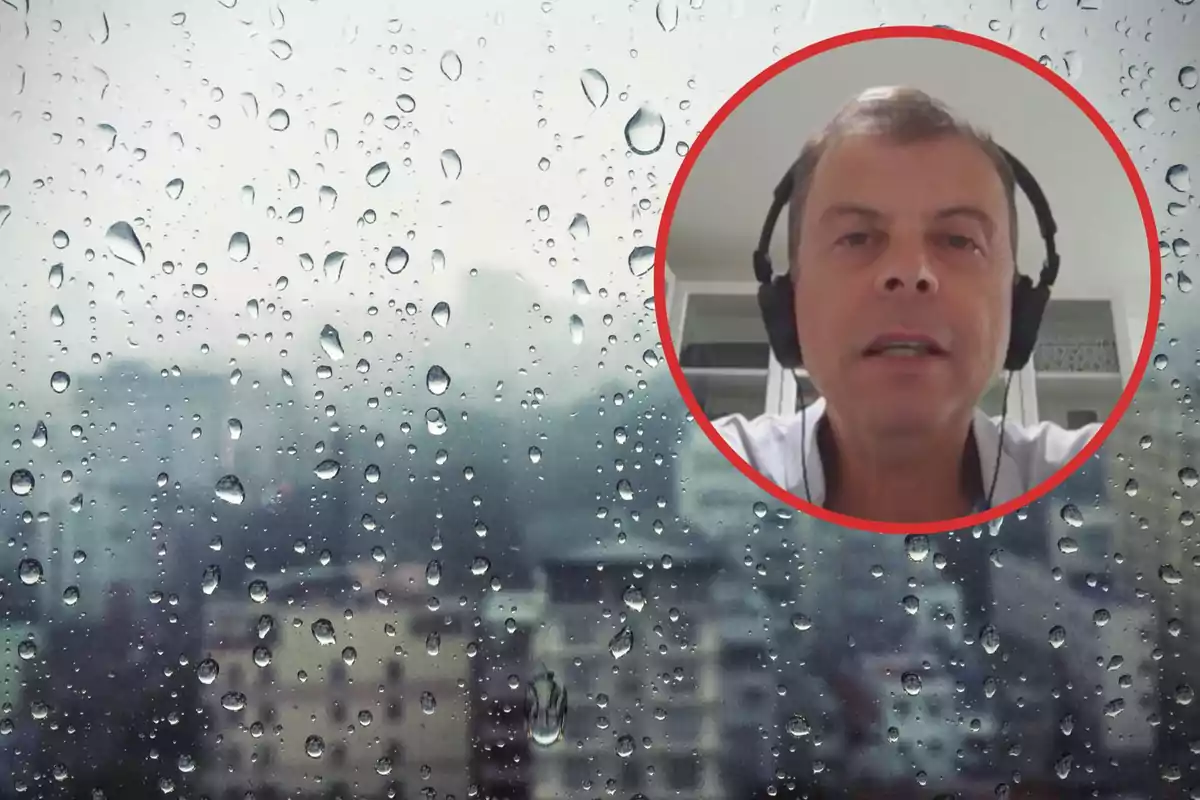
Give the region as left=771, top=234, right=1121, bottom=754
left=656, top=26, right=1159, bottom=535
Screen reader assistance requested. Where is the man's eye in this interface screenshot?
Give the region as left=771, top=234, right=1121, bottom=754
left=944, top=234, right=982, bottom=252
left=836, top=232, right=872, bottom=247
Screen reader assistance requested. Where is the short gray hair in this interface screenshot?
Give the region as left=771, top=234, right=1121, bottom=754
left=786, top=86, right=1019, bottom=272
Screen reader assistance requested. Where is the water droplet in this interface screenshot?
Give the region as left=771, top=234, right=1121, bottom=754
left=979, top=623, right=1000, bottom=654
left=1179, top=270, right=1193, bottom=292
left=191, top=283, right=208, bottom=298
left=426, top=365, right=451, bottom=395
left=786, top=715, right=810, bottom=738
left=1181, top=467, right=1198, bottom=487
left=1133, top=108, right=1155, bottom=128
left=904, top=534, right=929, bottom=562
left=267, top=108, right=290, bottom=131
left=220, top=692, right=246, bottom=712
left=385, top=246, right=409, bottom=274
left=615, top=733, right=635, bottom=758
left=318, top=185, right=337, bottom=211
left=627, top=245, right=655, bottom=277
left=311, top=618, right=336, bottom=645
left=301, top=734, right=325, bottom=758
left=1181, top=65, right=1199, bottom=89
left=568, top=213, right=590, bottom=241
left=440, top=50, right=462, bottom=81
left=9, top=469, right=34, bottom=496
left=642, top=349, right=659, bottom=367
left=105, top=221, right=145, bottom=265
left=248, top=579, right=269, bottom=603
left=1048, top=625, right=1066, bottom=649
left=52, top=229, right=70, bottom=248
left=1060, top=503, right=1083, bottom=527
left=568, top=314, right=584, bottom=344
left=165, top=178, right=184, bottom=199
left=228, top=232, right=250, bottom=263
left=624, top=106, right=665, bottom=155
left=214, top=474, right=245, bottom=505
left=622, top=585, right=645, bottom=611
left=252, top=646, right=272, bottom=667
left=1167, top=164, right=1191, bottom=193
left=375, top=757, right=393, bottom=775
left=432, top=302, right=450, bottom=327
left=1154, top=353, right=1168, bottom=370
left=323, top=251, right=346, bottom=283
left=1160, top=564, right=1184, bottom=585
left=580, top=68, right=609, bottom=108
left=358, top=709, right=373, bottom=726
left=50, top=371, right=70, bottom=393
left=901, top=672, right=923, bottom=695
left=656, top=0, right=679, bottom=31
left=32, top=421, right=47, bottom=448
left=1057, top=536, right=1079, bottom=554
left=525, top=670, right=567, bottom=746
left=470, top=556, right=490, bottom=575
left=49, top=304, right=66, bottom=326
left=48, top=263, right=63, bottom=288
left=790, top=613, right=812, bottom=631
left=315, top=459, right=341, bottom=480
left=420, top=691, right=437, bottom=714
left=286, top=206, right=304, bottom=223
left=197, top=658, right=219, bottom=684
left=17, top=558, right=42, bottom=585
left=608, top=626, right=633, bottom=658
left=440, top=149, right=462, bottom=180
left=201, top=565, right=221, bottom=595
left=426, top=408, right=447, bottom=435
left=396, top=94, right=416, bottom=113
left=366, top=161, right=391, bottom=187
left=319, top=324, right=345, bottom=360
left=269, top=39, right=292, bottom=60
left=1093, top=608, right=1111, bottom=626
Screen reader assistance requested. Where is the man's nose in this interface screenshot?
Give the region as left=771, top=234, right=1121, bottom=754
left=873, top=244, right=940, bottom=295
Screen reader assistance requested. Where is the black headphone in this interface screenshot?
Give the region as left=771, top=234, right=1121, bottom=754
left=752, top=146, right=1061, bottom=372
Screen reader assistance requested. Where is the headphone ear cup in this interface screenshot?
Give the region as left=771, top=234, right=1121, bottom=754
left=1005, top=274, right=1041, bottom=372
left=758, top=275, right=803, bottom=369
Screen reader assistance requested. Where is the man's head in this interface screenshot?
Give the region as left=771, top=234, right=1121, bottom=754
left=788, top=86, right=1019, bottom=443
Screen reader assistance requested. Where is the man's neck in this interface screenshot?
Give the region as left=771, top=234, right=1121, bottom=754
left=819, top=412, right=981, bottom=523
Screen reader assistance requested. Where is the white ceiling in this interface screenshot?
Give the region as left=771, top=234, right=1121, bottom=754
left=665, top=36, right=1151, bottom=316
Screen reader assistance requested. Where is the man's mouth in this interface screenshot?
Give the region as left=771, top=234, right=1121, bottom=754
left=863, top=335, right=948, bottom=358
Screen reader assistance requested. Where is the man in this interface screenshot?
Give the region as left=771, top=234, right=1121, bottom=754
left=713, top=86, right=1101, bottom=524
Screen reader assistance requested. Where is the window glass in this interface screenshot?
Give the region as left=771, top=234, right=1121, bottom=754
left=0, top=3, right=1183, bottom=800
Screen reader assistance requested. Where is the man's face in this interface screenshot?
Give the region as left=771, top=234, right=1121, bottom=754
left=793, top=132, right=1014, bottom=438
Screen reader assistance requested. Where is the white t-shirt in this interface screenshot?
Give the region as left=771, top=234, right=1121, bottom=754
left=712, top=396, right=1101, bottom=510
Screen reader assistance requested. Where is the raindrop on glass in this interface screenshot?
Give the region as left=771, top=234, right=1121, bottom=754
left=9, top=469, right=34, bottom=496
left=323, top=251, right=346, bottom=283
left=197, top=658, right=220, bottom=684
left=105, top=221, right=145, bottom=265
left=17, top=558, right=42, bottom=585
left=568, top=214, right=590, bottom=241
left=385, top=246, right=409, bottom=274
left=1060, top=503, right=1083, bottom=527
left=608, top=626, right=633, bottom=658
left=267, top=108, right=290, bottom=131
left=901, top=672, right=923, bottom=695
left=50, top=371, right=70, bottom=393
left=426, top=365, right=451, bottom=395
left=525, top=670, right=567, bottom=747
left=165, top=178, right=184, bottom=199
left=304, top=735, right=325, bottom=758
left=1166, top=164, right=1191, bottom=193
left=786, top=715, right=810, bottom=738
left=214, top=474, right=245, bottom=505
left=315, top=459, right=341, bottom=480
left=366, top=161, right=391, bottom=187
left=201, top=565, right=221, bottom=595
left=656, top=0, right=679, bottom=32
left=48, top=263, right=64, bottom=288
left=440, top=50, right=462, bottom=81
left=628, top=246, right=655, bottom=277
left=440, top=149, right=462, bottom=181
left=624, top=106, right=666, bottom=155
left=248, top=580, right=269, bottom=603
left=269, top=39, right=292, bottom=60
left=319, top=324, right=345, bottom=360
left=432, top=302, right=450, bottom=327
left=311, top=618, right=337, bottom=645
left=580, top=68, right=609, bottom=108
left=228, top=232, right=250, bottom=263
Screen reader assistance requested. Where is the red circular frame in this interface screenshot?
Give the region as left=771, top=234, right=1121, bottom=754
left=653, top=24, right=1162, bottom=535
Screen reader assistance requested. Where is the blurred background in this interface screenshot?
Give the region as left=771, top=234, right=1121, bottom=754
left=0, top=1, right=1195, bottom=799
